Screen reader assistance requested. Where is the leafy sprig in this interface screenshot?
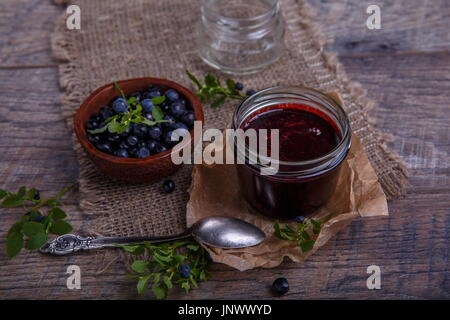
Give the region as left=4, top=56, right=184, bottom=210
left=1, top=184, right=76, bottom=258
left=116, top=240, right=210, bottom=300
left=273, top=214, right=332, bottom=253
left=88, top=82, right=170, bottom=135
left=186, top=70, right=246, bottom=107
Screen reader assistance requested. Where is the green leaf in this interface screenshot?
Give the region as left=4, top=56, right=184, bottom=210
left=204, top=74, right=217, bottom=87
left=226, top=79, right=236, bottom=92
left=22, top=222, right=44, bottom=237
left=131, top=260, right=148, bottom=273
left=186, top=70, right=202, bottom=90
left=107, top=118, right=121, bottom=133
left=2, top=195, right=24, bottom=207
left=50, top=220, right=73, bottom=235
left=211, top=94, right=226, bottom=108
left=163, top=276, right=173, bottom=289
left=17, top=186, right=27, bottom=198
left=45, top=199, right=61, bottom=207
left=181, top=281, right=190, bottom=293
left=187, top=244, right=199, bottom=251
left=27, top=188, right=38, bottom=200
left=51, top=208, right=67, bottom=220
left=151, top=96, right=166, bottom=105
left=0, top=189, right=7, bottom=199
left=26, top=231, right=48, bottom=250
left=88, top=125, right=108, bottom=134
left=152, top=285, right=167, bottom=300
left=151, top=106, right=164, bottom=121
left=299, top=239, right=315, bottom=253
left=6, top=231, right=23, bottom=258
left=137, top=275, right=150, bottom=294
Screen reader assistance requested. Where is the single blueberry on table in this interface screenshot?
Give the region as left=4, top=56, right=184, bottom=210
left=165, top=89, right=180, bottom=102
left=180, top=112, right=195, bottom=128
left=271, top=277, right=289, bottom=295
left=169, top=101, right=186, bottom=118
left=97, top=142, right=113, bottom=154
left=235, top=82, right=244, bottom=90
left=178, top=264, right=190, bottom=278
left=163, top=179, right=175, bottom=193
left=133, top=124, right=148, bottom=137
left=33, top=190, right=40, bottom=201
left=148, top=125, right=162, bottom=140
left=295, top=216, right=306, bottom=223
left=112, top=97, right=128, bottom=113
left=246, top=89, right=257, bottom=96
left=127, top=135, right=139, bottom=146
left=141, top=99, right=155, bottom=113
left=116, top=149, right=129, bottom=158
left=137, top=147, right=150, bottom=158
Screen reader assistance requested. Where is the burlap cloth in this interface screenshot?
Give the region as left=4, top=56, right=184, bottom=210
left=51, top=0, right=408, bottom=270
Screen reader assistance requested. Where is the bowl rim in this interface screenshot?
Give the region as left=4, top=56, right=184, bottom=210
left=73, top=77, right=204, bottom=164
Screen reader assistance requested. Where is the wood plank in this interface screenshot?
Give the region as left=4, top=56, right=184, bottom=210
left=0, top=51, right=449, bottom=299
left=0, top=0, right=61, bottom=66
left=0, top=0, right=449, bottom=67
left=311, top=0, right=450, bottom=55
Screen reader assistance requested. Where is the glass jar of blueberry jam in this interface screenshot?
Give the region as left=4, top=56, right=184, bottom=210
left=232, top=86, right=351, bottom=221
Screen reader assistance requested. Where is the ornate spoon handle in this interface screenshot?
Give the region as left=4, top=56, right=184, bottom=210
left=39, top=231, right=192, bottom=256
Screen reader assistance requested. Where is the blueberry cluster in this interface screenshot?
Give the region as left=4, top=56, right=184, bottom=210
left=86, top=85, right=195, bottom=159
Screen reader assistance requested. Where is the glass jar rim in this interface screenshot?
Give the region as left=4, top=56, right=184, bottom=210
left=202, top=0, right=279, bottom=23
left=231, top=86, right=352, bottom=174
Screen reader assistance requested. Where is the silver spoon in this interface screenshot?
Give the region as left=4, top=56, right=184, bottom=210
left=39, top=216, right=266, bottom=255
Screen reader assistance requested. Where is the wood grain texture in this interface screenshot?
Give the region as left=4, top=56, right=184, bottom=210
left=0, top=0, right=449, bottom=299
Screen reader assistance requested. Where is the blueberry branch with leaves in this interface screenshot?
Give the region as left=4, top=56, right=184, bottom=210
left=273, top=214, right=333, bottom=253
left=186, top=70, right=247, bottom=107
left=116, top=240, right=210, bottom=300
left=1, top=184, right=76, bottom=258
left=88, top=82, right=170, bottom=135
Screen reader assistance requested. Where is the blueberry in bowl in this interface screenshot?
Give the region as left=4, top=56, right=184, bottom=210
left=74, top=77, right=204, bottom=183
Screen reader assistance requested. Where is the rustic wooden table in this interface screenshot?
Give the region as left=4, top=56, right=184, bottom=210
left=0, top=0, right=449, bottom=299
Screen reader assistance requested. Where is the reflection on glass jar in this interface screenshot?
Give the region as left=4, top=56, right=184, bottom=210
left=232, top=86, right=352, bottom=221
left=197, top=0, right=285, bottom=75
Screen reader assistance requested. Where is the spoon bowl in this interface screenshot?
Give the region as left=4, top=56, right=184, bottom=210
left=192, top=216, right=266, bottom=249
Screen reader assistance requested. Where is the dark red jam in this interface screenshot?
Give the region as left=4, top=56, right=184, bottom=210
left=236, top=103, right=346, bottom=220
left=241, top=103, right=340, bottom=162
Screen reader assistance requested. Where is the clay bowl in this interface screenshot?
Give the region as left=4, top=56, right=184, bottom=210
left=74, top=77, right=203, bottom=183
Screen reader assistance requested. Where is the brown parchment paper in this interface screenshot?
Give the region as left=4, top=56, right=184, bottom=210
left=186, top=129, right=388, bottom=271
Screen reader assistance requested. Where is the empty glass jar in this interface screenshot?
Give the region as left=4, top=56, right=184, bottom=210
left=197, top=0, right=285, bottom=75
